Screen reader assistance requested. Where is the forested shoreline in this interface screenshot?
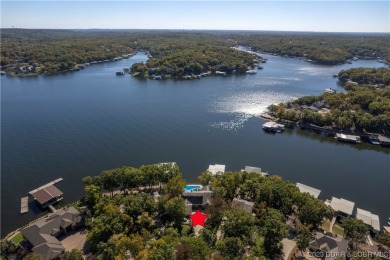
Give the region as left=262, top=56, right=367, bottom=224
left=1, top=29, right=389, bottom=76
left=268, top=67, right=390, bottom=135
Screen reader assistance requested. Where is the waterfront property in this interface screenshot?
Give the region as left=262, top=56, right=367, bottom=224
left=21, top=207, right=82, bottom=260
left=262, top=121, right=285, bottom=133
left=207, top=164, right=225, bottom=175
left=29, top=179, right=64, bottom=209
left=242, top=166, right=268, bottom=176
left=335, top=133, right=361, bottom=144
left=231, top=198, right=255, bottom=213
left=356, top=208, right=381, bottom=233
left=296, top=183, right=321, bottom=199
left=183, top=190, right=212, bottom=215
left=309, top=232, right=348, bottom=260
left=325, top=197, right=355, bottom=218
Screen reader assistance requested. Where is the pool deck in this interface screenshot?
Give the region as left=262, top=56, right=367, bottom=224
left=184, top=184, right=203, bottom=192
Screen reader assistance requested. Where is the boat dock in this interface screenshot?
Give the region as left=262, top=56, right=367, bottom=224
left=28, top=178, right=63, bottom=195
left=335, top=133, right=361, bottom=144
left=20, top=197, right=28, bottom=214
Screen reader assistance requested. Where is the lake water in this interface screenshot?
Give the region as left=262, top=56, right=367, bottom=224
left=1, top=52, right=389, bottom=236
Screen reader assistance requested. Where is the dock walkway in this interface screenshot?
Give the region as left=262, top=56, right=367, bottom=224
left=20, top=197, right=28, bottom=214
left=28, top=178, right=63, bottom=195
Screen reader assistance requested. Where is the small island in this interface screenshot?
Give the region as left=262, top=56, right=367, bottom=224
left=264, top=67, right=390, bottom=145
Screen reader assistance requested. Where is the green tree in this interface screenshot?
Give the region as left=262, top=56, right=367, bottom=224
left=375, top=233, right=390, bottom=247
left=165, top=175, right=186, bottom=197
left=163, top=197, right=186, bottom=229
left=63, top=249, right=83, bottom=260
left=84, top=184, right=101, bottom=207
left=295, top=225, right=311, bottom=253
left=147, top=238, right=176, bottom=260
left=258, top=208, right=288, bottom=258
left=216, top=237, right=245, bottom=260
left=198, top=171, right=215, bottom=186
left=222, top=209, right=255, bottom=240
left=341, top=218, right=369, bottom=248
left=176, top=237, right=212, bottom=260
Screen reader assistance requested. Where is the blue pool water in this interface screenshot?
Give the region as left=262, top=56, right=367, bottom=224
left=184, top=185, right=202, bottom=192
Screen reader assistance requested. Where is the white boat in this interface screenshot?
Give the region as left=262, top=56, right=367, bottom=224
left=246, top=70, right=257, bottom=75
left=262, top=122, right=285, bottom=133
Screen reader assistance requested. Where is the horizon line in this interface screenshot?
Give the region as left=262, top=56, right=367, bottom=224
left=2, top=28, right=390, bottom=34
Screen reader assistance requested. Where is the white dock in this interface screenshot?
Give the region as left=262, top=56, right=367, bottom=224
left=28, top=178, right=63, bottom=195
left=20, top=197, right=28, bottom=214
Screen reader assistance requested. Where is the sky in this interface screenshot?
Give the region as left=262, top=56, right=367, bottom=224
left=1, top=1, right=389, bottom=32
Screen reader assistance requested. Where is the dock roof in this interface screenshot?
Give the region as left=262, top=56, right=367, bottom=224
left=243, top=166, right=268, bottom=176
left=327, top=197, right=355, bottom=216
left=31, top=185, right=63, bottom=206
left=208, top=164, right=225, bottom=175
left=244, top=166, right=262, bottom=174
left=296, top=183, right=321, bottom=199
left=356, top=208, right=380, bottom=232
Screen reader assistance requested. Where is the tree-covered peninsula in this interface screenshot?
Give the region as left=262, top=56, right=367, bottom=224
left=268, top=68, right=390, bottom=135
left=1, top=29, right=389, bottom=76
left=130, top=46, right=255, bottom=78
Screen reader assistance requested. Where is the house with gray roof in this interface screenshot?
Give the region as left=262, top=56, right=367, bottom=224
left=231, top=198, right=255, bottom=213
left=21, top=207, right=82, bottom=260
left=309, top=232, right=348, bottom=260
left=183, top=190, right=212, bottom=215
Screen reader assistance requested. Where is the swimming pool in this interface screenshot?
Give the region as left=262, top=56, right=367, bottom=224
left=184, top=185, right=203, bottom=192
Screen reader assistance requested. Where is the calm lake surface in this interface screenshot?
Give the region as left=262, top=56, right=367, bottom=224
left=1, top=52, right=389, bottom=235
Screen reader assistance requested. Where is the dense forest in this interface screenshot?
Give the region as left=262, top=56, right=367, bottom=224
left=1, top=29, right=389, bottom=76
left=130, top=46, right=255, bottom=78
left=235, top=34, right=390, bottom=65
left=78, top=164, right=334, bottom=259
left=268, top=68, right=390, bottom=134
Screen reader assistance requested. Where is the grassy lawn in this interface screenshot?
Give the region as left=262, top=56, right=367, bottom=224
left=321, top=220, right=331, bottom=232
left=320, top=220, right=344, bottom=237
left=9, top=232, right=23, bottom=245
left=332, top=224, right=345, bottom=236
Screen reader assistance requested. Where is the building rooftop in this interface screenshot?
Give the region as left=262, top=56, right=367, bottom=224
left=231, top=198, right=255, bottom=213
left=243, top=166, right=268, bottom=176
left=208, top=164, right=225, bottom=175
left=309, top=232, right=348, bottom=260
left=183, top=190, right=212, bottom=205
left=356, top=208, right=380, bottom=232
left=296, top=183, right=321, bottom=199
left=21, top=207, right=81, bottom=260
left=326, top=197, right=355, bottom=216
left=31, top=185, right=63, bottom=206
